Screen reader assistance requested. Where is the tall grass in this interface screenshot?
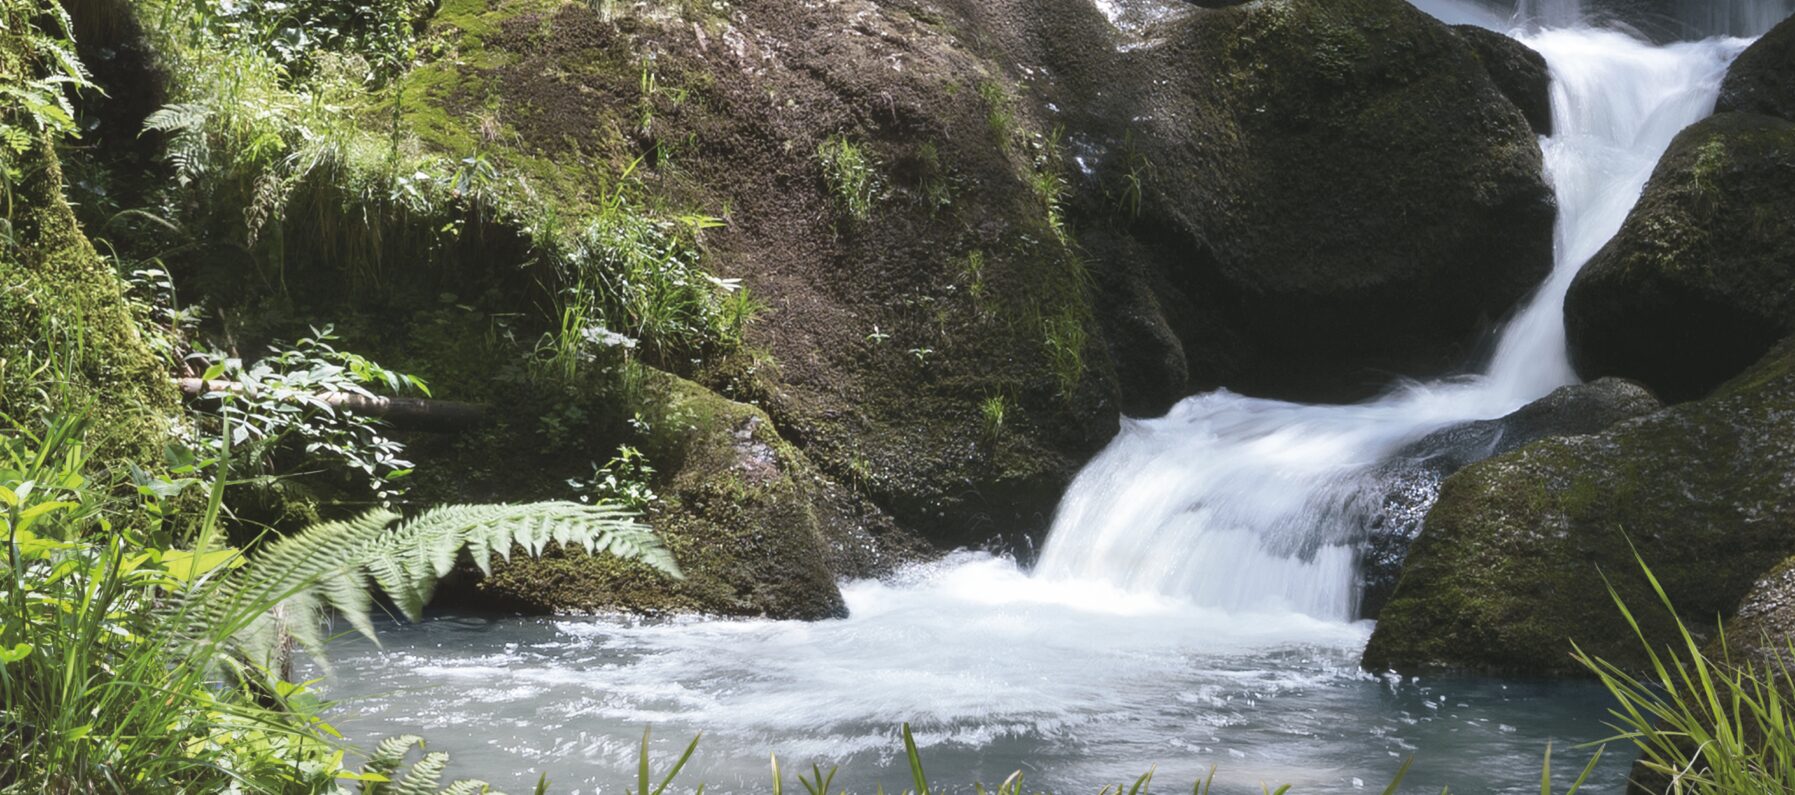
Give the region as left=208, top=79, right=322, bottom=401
left=1579, top=556, right=1795, bottom=794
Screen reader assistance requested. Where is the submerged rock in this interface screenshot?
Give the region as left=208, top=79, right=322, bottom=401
left=1357, top=378, right=1661, bottom=618
left=1566, top=112, right=1795, bottom=403
left=1364, top=339, right=1795, bottom=675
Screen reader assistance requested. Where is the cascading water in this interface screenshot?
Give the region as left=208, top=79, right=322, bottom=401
left=1033, top=13, right=1747, bottom=622
left=316, top=5, right=1776, bottom=793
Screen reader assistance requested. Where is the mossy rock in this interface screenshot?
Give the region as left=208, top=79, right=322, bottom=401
left=1363, top=338, right=1795, bottom=675
left=1358, top=378, right=1661, bottom=619
left=463, top=374, right=872, bottom=619
left=0, top=139, right=175, bottom=462
left=1717, top=13, right=1795, bottom=122
left=1566, top=112, right=1795, bottom=403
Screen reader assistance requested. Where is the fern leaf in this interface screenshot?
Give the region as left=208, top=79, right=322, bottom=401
left=363, top=735, right=426, bottom=795
left=437, top=781, right=498, bottom=795
left=394, top=752, right=450, bottom=795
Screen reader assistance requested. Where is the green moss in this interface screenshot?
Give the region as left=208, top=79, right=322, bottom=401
left=0, top=140, right=176, bottom=463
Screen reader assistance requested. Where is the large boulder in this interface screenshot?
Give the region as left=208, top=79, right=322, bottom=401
left=1364, top=339, right=1795, bottom=675
left=445, top=375, right=917, bottom=619
left=1566, top=113, right=1795, bottom=403
left=1136, top=0, right=1557, bottom=402
left=1357, top=378, right=1661, bottom=618
left=1717, top=12, right=1795, bottom=120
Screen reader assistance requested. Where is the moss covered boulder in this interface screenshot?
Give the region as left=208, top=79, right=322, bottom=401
left=1455, top=24, right=1554, bottom=136
left=1131, top=0, right=1556, bottom=401
left=1364, top=339, right=1795, bottom=675
left=1717, top=13, right=1795, bottom=121
left=1357, top=378, right=1661, bottom=619
left=389, top=0, right=1124, bottom=551
left=1566, top=113, right=1795, bottom=403
left=459, top=374, right=910, bottom=619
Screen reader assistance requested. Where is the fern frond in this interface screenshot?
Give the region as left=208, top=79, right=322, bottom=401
left=437, top=781, right=499, bottom=795
left=181, top=501, right=676, bottom=670
left=362, top=734, right=426, bottom=793
left=393, top=751, right=450, bottom=795
left=143, top=102, right=212, bottom=134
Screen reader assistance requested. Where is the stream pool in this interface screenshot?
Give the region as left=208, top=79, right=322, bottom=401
left=308, top=554, right=1630, bottom=794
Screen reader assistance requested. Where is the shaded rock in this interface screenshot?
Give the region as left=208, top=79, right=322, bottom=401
left=1718, top=13, right=1795, bottom=121
left=1357, top=378, right=1661, bottom=618
left=1456, top=24, right=1554, bottom=136
left=1719, top=555, right=1795, bottom=669
left=1566, top=112, right=1795, bottom=403
left=1363, top=338, right=1795, bottom=675
left=462, top=375, right=888, bottom=619
left=1143, top=0, right=1557, bottom=402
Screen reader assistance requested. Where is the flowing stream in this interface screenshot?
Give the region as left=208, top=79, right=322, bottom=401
left=315, top=4, right=1770, bottom=793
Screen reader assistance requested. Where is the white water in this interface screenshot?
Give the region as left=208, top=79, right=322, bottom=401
left=1034, top=20, right=1747, bottom=622
left=320, top=6, right=1770, bottom=793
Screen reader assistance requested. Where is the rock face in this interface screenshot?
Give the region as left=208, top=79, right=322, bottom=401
left=1718, top=555, right=1795, bottom=669
left=1566, top=112, right=1795, bottom=403
left=1456, top=24, right=1554, bottom=136
left=1717, top=13, right=1795, bottom=121
left=1364, top=340, right=1795, bottom=675
left=1357, top=378, right=1661, bottom=618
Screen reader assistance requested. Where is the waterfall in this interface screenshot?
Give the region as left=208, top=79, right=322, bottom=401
left=1033, top=11, right=1748, bottom=621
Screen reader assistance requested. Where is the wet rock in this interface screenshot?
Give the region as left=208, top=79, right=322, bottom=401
left=1139, top=0, right=1557, bottom=402
left=1357, top=378, right=1661, bottom=618
left=1364, top=339, right=1795, bottom=675
left=1718, top=13, right=1795, bottom=121
left=1566, top=112, right=1795, bottom=403
left=1456, top=24, right=1554, bottom=136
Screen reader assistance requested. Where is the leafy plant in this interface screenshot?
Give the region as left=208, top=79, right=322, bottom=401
left=570, top=444, right=659, bottom=512
left=186, top=325, right=428, bottom=501
left=1577, top=554, right=1795, bottom=794
left=979, top=394, right=1008, bottom=441
left=0, top=409, right=678, bottom=792
left=1041, top=307, right=1087, bottom=399
left=818, top=135, right=878, bottom=222
left=0, top=0, right=87, bottom=219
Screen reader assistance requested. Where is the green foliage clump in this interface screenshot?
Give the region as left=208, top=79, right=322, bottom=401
left=1579, top=557, right=1795, bottom=794
left=0, top=0, right=82, bottom=215
left=0, top=409, right=677, bottom=793
left=185, top=325, right=430, bottom=501
left=818, top=135, right=878, bottom=222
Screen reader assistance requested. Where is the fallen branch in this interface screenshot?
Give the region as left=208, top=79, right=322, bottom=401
left=175, top=378, right=486, bottom=432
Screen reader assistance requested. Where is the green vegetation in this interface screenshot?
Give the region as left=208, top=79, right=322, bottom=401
left=979, top=393, right=1008, bottom=440
left=818, top=135, right=878, bottom=222
left=1580, top=557, right=1795, bottom=793
left=0, top=406, right=677, bottom=792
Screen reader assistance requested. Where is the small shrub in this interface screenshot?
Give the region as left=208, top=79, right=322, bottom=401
left=818, top=135, right=878, bottom=222
left=979, top=393, right=1008, bottom=440
left=1041, top=307, right=1087, bottom=398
